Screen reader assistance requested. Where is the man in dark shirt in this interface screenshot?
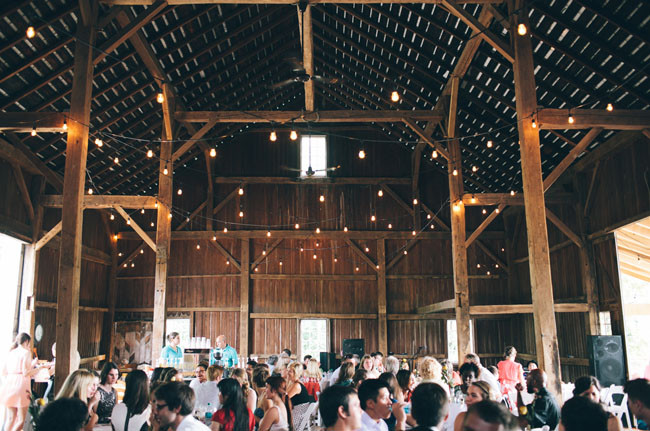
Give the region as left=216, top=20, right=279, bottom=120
left=516, top=369, right=560, bottom=430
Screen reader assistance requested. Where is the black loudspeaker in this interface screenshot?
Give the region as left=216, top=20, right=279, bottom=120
left=588, top=335, right=626, bottom=387
left=320, top=352, right=339, bottom=372
left=342, top=338, right=365, bottom=357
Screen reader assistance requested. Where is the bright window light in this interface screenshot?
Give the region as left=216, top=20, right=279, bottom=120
left=300, top=135, right=327, bottom=177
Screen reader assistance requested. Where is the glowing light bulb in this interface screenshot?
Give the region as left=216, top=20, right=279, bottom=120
left=568, top=114, right=575, bottom=124
left=487, top=270, right=491, bottom=275
left=114, top=157, right=119, bottom=164
left=163, top=167, right=168, bottom=175
left=453, top=202, right=460, bottom=212
left=531, top=119, right=537, bottom=128
left=224, top=227, right=228, bottom=233
left=427, top=214, right=431, bottom=219
left=177, top=188, right=182, bottom=195
left=355, top=266, right=360, bottom=271
left=31, top=127, right=36, bottom=137
left=147, top=149, right=153, bottom=158
left=391, top=91, right=400, bottom=102
left=168, top=213, right=172, bottom=219
left=517, top=23, right=527, bottom=36
left=316, top=242, right=320, bottom=247
left=270, top=131, right=277, bottom=142
left=213, top=235, right=217, bottom=241
left=343, top=226, right=348, bottom=232
left=378, top=189, right=383, bottom=197
left=154, top=202, right=158, bottom=208
left=358, top=149, right=366, bottom=159
left=113, top=234, right=118, bottom=240
left=254, top=267, right=258, bottom=272
left=487, top=140, right=493, bottom=148
left=413, top=198, right=418, bottom=205
left=313, top=254, right=317, bottom=260
left=226, top=259, right=230, bottom=265
left=365, top=247, right=370, bottom=252
left=157, top=92, right=164, bottom=104
left=432, top=150, right=438, bottom=158
left=110, top=214, right=115, bottom=220
left=319, top=195, right=325, bottom=202
left=238, top=187, right=244, bottom=196
left=472, top=166, right=478, bottom=172
left=239, top=211, right=244, bottom=218
left=300, top=247, right=304, bottom=252
left=388, top=223, right=392, bottom=229
left=262, top=250, right=266, bottom=255
left=371, top=215, right=376, bottom=222
left=26, top=26, right=35, bottom=39
left=290, top=130, right=298, bottom=140
left=334, top=257, right=338, bottom=262
left=430, top=224, right=435, bottom=229
left=62, top=120, right=67, bottom=130
left=279, top=261, right=283, bottom=266
left=87, top=188, right=93, bottom=194
left=495, top=208, right=500, bottom=214
left=295, top=223, right=300, bottom=229
left=267, top=230, right=271, bottom=237
left=141, top=208, right=145, bottom=214
left=470, top=196, right=476, bottom=204
left=452, top=169, right=458, bottom=176
left=482, top=208, right=487, bottom=214
left=510, top=190, right=516, bottom=196
left=151, top=222, right=155, bottom=227
left=209, top=148, right=217, bottom=157
left=403, top=250, right=408, bottom=255
left=126, top=218, right=131, bottom=225
left=95, top=138, right=103, bottom=147
left=118, top=253, right=122, bottom=257
left=412, top=230, right=416, bottom=236
left=315, top=227, right=321, bottom=234
left=606, top=103, right=613, bottom=112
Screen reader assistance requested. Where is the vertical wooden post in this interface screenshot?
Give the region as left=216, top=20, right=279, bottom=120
left=240, top=239, right=250, bottom=358
left=377, top=239, right=387, bottom=354
left=205, top=150, right=214, bottom=231
left=101, top=232, right=119, bottom=361
left=55, top=6, right=96, bottom=390
left=152, top=82, right=174, bottom=362
left=511, top=1, right=561, bottom=396
left=447, top=77, right=471, bottom=364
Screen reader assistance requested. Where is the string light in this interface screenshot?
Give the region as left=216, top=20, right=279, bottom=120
left=300, top=246, right=304, bottom=252
left=254, top=267, right=258, bottom=272
left=388, top=223, right=392, bottom=229
left=568, top=113, right=575, bottom=124
left=355, top=266, right=360, bottom=271
left=482, top=208, right=487, bottom=214
left=151, top=222, right=155, bottom=227
left=213, top=235, right=217, bottom=240
left=358, top=149, right=366, bottom=159
left=313, top=254, right=317, bottom=260
left=131, top=262, right=135, bottom=268
left=163, top=166, right=169, bottom=175
left=269, top=131, right=277, bottom=142
left=295, top=223, right=300, bottom=229
left=487, top=270, right=491, bottom=275
left=487, top=140, right=493, bottom=148
left=510, top=190, right=516, bottom=196
left=452, top=201, right=461, bottom=212
left=319, top=195, right=325, bottom=202
left=140, top=249, right=144, bottom=254
left=517, top=23, right=527, bottom=36
left=26, top=26, right=35, bottom=38
left=531, top=118, right=537, bottom=128
left=343, top=226, right=348, bottom=232
left=365, top=247, right=370, bottom=252
left=110, top=213, right=115, bottom=220
left=378, top=189, right=383, bottom=197
left=114, top=156, right=119, bottom=164
left=334, top=256, right=338, bottom=262
left=157, top=90, right=164, bottom=104
left=452, top=168, right=458, bottom=176
left=154, top=201, right=158, bottom=208
left=31, top=127, right=36, bottom=137
left=141, top=208, right=145, bottom=214
left=238, top=187, right=244, bottom=196
left=209, top=148, right=217, bottom=157
left=62, top=120, right=67, bottom=130
left=95, top=138, right=103, bottom=147
left=606, top=103, right=613, bottom=112
left=316, top=242, right=320, bottom=247
left=113, top=234, right=118, bottom=240
left=223, top=226, right=228, bottom=233
left=177, top=188, right=183, bottom=195
left=430, top=224, right=435, bottom=229
left=87, top=188, right=93, bottom=194
left=267, top=230, right=271, bottom=237
left=290, top=130, right=298, bottom=141
left=495, top=208, right=500, bottom=214
left=472, top=166, right=478, bottom=172
left=391, top=91, right=400, bottom=102
left=168, top=213, right=172, bottom=219
left=226, top=259, right=230, bottom=265
left=413, top=198, right=418, bottom=205
left=118, top=252, right=122, bottom=257
left=315, top=227, right=321, bottom=234
left=279, top=261, right=283, bottom=266
left=412, top=230, right=416, bottom=236
left=239, top=210, right=244, bottom=218
left=495, top=264, right=499, bottom=268
left=371, top=214, right=376, bottom=222
left=262, top=250, right=266, bottom=255
left=432, top=150, right=438, bottom=158
left=126, top=218, right=131, bottom=225
left=403, top=250, right=408, bottom=255
left=427, top=214, right=431, bottom=219
left=477, top=264, right=481, bottom=268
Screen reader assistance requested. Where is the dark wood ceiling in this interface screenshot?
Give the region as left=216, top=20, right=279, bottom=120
left=0, top=0, right=648, bottom=195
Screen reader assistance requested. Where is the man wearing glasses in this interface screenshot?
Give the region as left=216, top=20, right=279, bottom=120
left=152, top=381, right=210, bottom=430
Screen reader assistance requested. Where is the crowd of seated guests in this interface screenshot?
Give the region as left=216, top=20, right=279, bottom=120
left=13, top=344, right=649, bottom=431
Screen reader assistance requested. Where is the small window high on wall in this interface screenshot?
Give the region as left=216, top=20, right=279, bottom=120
left=300, top=135, right=327, bottom=177
left=300, top=319, right=328, bottom=360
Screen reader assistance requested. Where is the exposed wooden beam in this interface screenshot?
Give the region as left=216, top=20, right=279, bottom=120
left=466, top=204, right=506, bottom=246
left=216, top=176, right=411, bottom=185
left=171, top=116, right=220, bottom=162
left=474, top=240, right=507, bottom=271
left=386, top=240, right=418, bottom=270
left=251, top=238, right=283, bottom=270
left=545, top=207, right=584, bottom=248
left=583, top=161, right=600, bottom=216
left=209, top=240, right=241, bottom=270
left=513, top=239, right=574, bottom=264
left=55, top=8, right=96, bottom=390
left=377, top=239, right=387, bottom=353
left=381, top=184, right=414, bottom=215
left=462, top=193, right=570, bottom=206
left=537, top=109, right=650, bottom=130
left=240, top=239, right=250, bottom=358
left=298, top=4, right=315, bottom=111
left=469, top=302, right=589, bottom=315
left=573, top=131, right=640, bottom=172
left=35, top=221, right=63, bottom=251
left=345, top=238, right=378, bottom=271
left=93, top=0, right=166, bottom=65
left=177, top=110, right=445, bottom=123
left=543, top=127, right=602, bottom=192
left=422, top=203, right=451, bottom=231
left=441, top=0, right=514, bottom=63
left=417, top=298, right=455, bottom=314
left=114, top=205, right=156, bottom=251
left=1, top=133, right=63, bottom=191
left=175, top=200, right=207, bottom=231
left=213, top=186, right=241, bottom=215
left=250, top=274, right=375, bottom=281
left=0, top=112, right=68, bottom=132
left=11, top=164, right=34, bottom=221
left=40, top=195, right=159, bottom=209
left=402, top=118, right=450, bottom=161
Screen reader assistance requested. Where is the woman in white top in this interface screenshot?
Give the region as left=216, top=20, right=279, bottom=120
left=111, top=370, right=151, bottom=431
left=258, top=376, right=290, bottom=431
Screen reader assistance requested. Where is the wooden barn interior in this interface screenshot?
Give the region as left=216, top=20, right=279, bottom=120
left=0, top=0, right=649, bottom=399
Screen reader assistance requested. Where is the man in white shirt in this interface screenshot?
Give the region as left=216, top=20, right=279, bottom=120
left=189, top=363, right=220, bottom=410
left=152, top=382, right=210, bottom=431
left=330, top=354, right=355, bottom=385
left=318, top=385, right=363, bottom=431
left=358, top=379, right=406, bottom=431
left=409, top=382, right=448, bottom=431
left=464, top=353, right=501, bottom=396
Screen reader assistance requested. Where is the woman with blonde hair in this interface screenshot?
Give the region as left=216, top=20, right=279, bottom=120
left=56, top=368, right=101, bottom=431
left=286, top=361, right=312, bottom=406
left=361, top=354, right=379, bottom=378
left=418, top=356, right=449, bottom=395
left=453, top=381, right=498, bottom=431
left=0, top=333, right=44, bottom=431
left=333, top=362, right=355, bottom=387
left=232, top=367, right=258, bottom=412
left=302, top=358, right=321, bottom=401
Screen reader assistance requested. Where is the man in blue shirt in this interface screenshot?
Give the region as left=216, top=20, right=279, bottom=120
left=210, top=335, right=239, bottom=368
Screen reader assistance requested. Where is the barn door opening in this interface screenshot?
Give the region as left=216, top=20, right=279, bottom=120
left=614, top=216, right=650, bottom=379
left=0, top=233, right=26, bottom=350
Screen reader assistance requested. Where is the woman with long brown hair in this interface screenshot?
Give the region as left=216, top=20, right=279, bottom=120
left=258, top=376, right=290, bottom=431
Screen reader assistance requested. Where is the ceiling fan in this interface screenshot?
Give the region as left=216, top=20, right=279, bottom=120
left=268, top=0, right=339, bottom=90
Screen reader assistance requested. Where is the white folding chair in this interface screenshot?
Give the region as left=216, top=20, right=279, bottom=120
left=293, top=402, right=319, bottom=431
left=604, top=385, right=636, bottom=428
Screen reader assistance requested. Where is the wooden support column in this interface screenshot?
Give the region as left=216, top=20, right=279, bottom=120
left=447, top=76, right=471, bottom=363
left=152, top=82, right=174, bottom=362
left=55, top=3, right=96, bottom=390
left=100, top=219, right=119, bottom=360
left=377, top=239, right=387, bottom=354
left=240, top=239, right=250, bottom=358
left=512, top=0, right=561, bottom=397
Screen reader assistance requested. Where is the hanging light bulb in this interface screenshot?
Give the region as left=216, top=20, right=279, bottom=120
left=223, top=226, right=228, bottom=233
left=388, top=223, right=392, bottom=229
left=177, top=188, right=183, bottom=195
left=453, top=202, right=460, bottom=212
left=334, top=256, right=338, bottom=262
left=470, top=195, right=476, bottom=204
left=209, top=148, right=217, bottom=158
left=365, top=246, right=370, bottom=253
left=412, top=230, right=417, bottom=236
left=517, top=23, right=527, bottom=36
left=226, top=259, right=230, bottom=265
left=146, top=149, right=153, bottom=158
left=313, top=254, right=317, bottom=260
left=568, top=113, right=575, bottom=124
left=114, top=156, right=119, bottom=164
left=413, top=198, right=418, bottom=205
left=403, top=250, right=408, bottom=255
left=432, top=150, right=438, bottom=159
left=212, top=235, right=217, bottom=241
left=95, top=138, right=103, bottom=147
left=154, top=201, right=158, bottom=208
left=290, top=130, right=298, bottom=141
left=238, top=187, right=244, bottom=196
left=267, top=230, right=271, bottom=237
left=482, top=208, right=487, bottom=214
left=239, top=210, right=244, bottom=218
left=531, top=119, right=537, bottom=128
left=606, top=103, right=613, bottom=112
left=151, top=222, right=155, bottom=227
left=113, top=234, right=118, bottom=240
left=279, top=261, right=283, bottom=266
left=319, top=195, right=325, bottom=202
left=472, top=166, right=478, bottom=172
left=510, top=190, right=516, bottom=196
left=87, top=188, right=93, bottom=195
left=62, top=120, right=67, bottom=130
left=427, top=214, right=432, bottom=219
left=269, top=131, right=277, bottom=142
left=168, top=213, right=172, bottom=219
left=118, top=252, right=123, bottom=257
left=141, top=208, right=145, bottom=214
left=452, top=168, right=458, bottom=176
left=371, top=214, right=376, bottom=222
left=26, top=26, right=35, bottom=38
left=316, top=242, right=320, bottom=247
left=262, top=250, right=266, bottom=255
left=295, top=223, right=300, bottom=229
left=477, top=263, right=481, bottom=268
left=378, top=189, right=383, bottom=197
left=300, top=246, right=304, bottom=252
left=315, top=227, right=321, bottom=234
left=358, top=149, right=366, bottom=159
left=495, top=208, right=500, bottom=214
left=126, top=218, right=131, bottom=225
left=487, top=140, right=493, bottom=148
left=343, top=226, right=348, bottom=232
left=391, top=91, right=400, bottom=102
left=110, top=213, right=115, bottom=220
left=430, top=224, right=435, bottom=229
left=157, top=91, right=164, bottom=104
left=31, top=127, right=36, bottom=137
left=355, top=266, right=360, bottom=271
